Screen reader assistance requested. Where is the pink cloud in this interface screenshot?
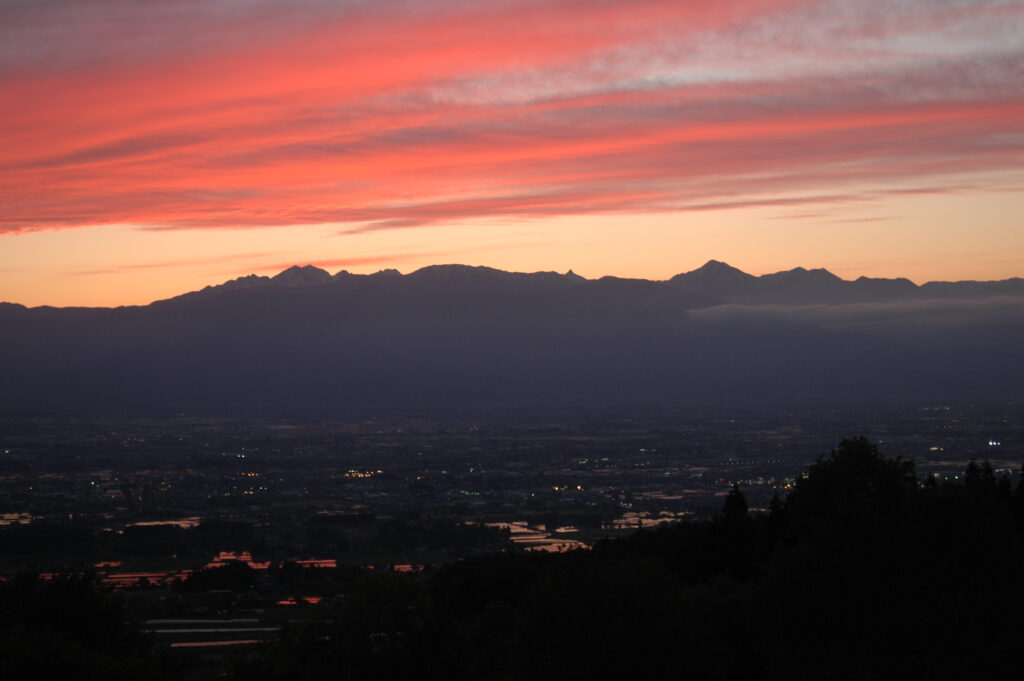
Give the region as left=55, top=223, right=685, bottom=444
left=1, top=0, right=1022, bottom=235
left=64, top=252, right=281, bottom=277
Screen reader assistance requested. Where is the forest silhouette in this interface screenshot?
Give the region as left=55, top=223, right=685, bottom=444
left=4, top=438, right=1023, bottom=680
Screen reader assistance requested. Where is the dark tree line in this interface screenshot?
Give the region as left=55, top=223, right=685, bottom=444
left=5, top=438, right=1024, bottom=680
left=0, top=570, right=166, bottom=681
left=230, top=437, right=1024, bottom=681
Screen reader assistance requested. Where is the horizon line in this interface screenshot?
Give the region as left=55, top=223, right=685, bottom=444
left=4, top=260, right=1022, bottom=311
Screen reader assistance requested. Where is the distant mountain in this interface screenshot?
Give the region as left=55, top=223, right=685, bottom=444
left=270, top=264, right=333, bottom=287
left=0, top=263, right=1021, bottom=415
left=669, top=261, right=1024, bottom=304
left=669, top=260, right=758, bottom=300
left=171, top=260, right=1024, bottom=307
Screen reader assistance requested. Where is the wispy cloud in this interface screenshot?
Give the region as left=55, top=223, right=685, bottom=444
left=64, top=252, right=280, bottom=277
left=245, top=250, right=471, bottom=274
left=829, top=216, right=897, bottom=224
left=690, top=296, right=1024, bottom=351
left=261, top=237, right=537, bottom=271
left=1, top=0, right=1022, bottom=234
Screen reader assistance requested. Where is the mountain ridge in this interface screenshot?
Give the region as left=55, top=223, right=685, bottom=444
left=6, top=261, right=1020, bottom=311
left=0, top=259, right=1021, bottom=415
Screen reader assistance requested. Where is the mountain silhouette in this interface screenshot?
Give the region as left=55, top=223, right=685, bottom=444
left=670, top=261, right=1024, bottom=304
left=0, top=263, right=1021, bottom=415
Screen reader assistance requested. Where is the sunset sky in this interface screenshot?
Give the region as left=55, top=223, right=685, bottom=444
left=2, top=0, right=1023, bottom=307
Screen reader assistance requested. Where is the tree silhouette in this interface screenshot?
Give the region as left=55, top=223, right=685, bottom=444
left=0, top=569, right=156, bottom=681
left=784, top=435, right=916, bottom=545
left=722, top=483, right=748, bottom=521
left=229, top=437, right=1024, bottom=681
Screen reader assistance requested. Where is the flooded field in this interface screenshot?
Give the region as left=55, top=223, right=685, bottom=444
left=143, top=618, right=280, bottom=649
left=603, top=511, right=688, bottom=529
left=0, top=513, right=33, bottom=526
left=127, top=516, right=202, bottom=529
left=484, top=521, right=589, bottom=553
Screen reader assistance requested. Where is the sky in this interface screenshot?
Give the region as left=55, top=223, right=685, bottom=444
left=2, top=0, right=1023, bottom=307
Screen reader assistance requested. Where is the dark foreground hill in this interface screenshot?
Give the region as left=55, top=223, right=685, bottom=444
left=6, top=439, right=1023, bottom=680
left=228, top=439, right=1024, bottom=681
left=1, top=263, right=1022, bottom=414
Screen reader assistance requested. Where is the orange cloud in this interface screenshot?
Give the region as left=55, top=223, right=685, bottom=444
left=1, top=0, right=1022, bottom=236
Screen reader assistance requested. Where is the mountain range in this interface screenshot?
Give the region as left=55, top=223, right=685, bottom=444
left=1, top=262, right=1021, bottom=415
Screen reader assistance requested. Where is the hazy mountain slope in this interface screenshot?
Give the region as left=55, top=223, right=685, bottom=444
left=0, top=264, right=1020, bottom=415
left=669, top=261, right=1024, bottom=304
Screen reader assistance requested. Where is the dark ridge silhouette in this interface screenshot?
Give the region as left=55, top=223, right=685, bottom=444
left=159, top=261, right=1024, bottom=307
left=15, top=439, right=1015, bottom=680
left=670, top=261, right=1024, bottom=304
left=0, top=263, right=1021, bottom=415
left=226, top=439, right=1024, bottom=681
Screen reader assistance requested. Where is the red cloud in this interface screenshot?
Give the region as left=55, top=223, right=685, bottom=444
left=1, top=0, right=1022, bottom=234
